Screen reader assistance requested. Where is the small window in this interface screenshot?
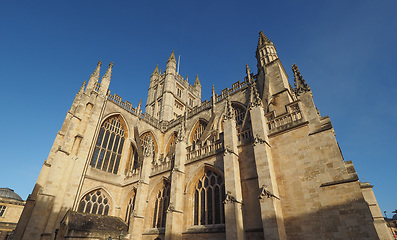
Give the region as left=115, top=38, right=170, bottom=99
left=0, top=205, right=6, bottom=217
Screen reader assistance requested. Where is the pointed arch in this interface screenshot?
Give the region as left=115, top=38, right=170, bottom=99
left=185, top=164, right=225, bottom=226
left=77, top=188, right=112, bottom=216
left=165, top=131, right=178, bottom=158
left=90, top=114, right=127, bottom=174
left=124, top=187, right=137, bottom=226
left=189, top=118, right=209, bottom=145
left=219, top=102, right=249, bottom=132
left=149, top=177, right=171, bottom=229
left=139, top=131, right=158, bottom=158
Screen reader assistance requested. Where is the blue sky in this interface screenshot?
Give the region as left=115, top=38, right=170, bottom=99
left=1, top=1, right=396, bottom=216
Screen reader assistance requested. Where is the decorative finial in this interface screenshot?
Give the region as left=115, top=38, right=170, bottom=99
left=224, top=96, right=235, bottom=120
left=89, top=61, right=102, bottom=81
left=248, top=65, right=262, bottom=109
left=101, top=62, right=113, bottom=81
left=258, top=31, right=271, bottom=48
left=194, top=74, right=201, bottom=86
left=292, top=64, right=310, bottom=96
left=168, top=51, right=176, bottom=62
left=152, top=65, right=159, bottom=75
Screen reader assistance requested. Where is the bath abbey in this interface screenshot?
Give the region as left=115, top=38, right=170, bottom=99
left=13, top=32, right=392, bottom=240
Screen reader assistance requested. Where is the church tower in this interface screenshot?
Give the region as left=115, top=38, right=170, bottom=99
left=145, top=51, right=202, bottom=122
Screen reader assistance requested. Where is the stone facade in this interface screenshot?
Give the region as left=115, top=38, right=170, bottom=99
left=13, top=32, right=392, bottom=240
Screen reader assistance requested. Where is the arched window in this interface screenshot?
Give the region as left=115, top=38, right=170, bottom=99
left=233, top=104, right=246, bottom=127
left=191, top=120, right=207, bottom=144
left=153, top=182, right=170, bottom=228
left=165, top=132, right=177, bottom=159
left=77, top=189, right=110, bottom=215
left=90, top=115, right=126, bottom=174
left=140, top=132, right=157, bottom=158
left=194, top=170, right=225, bottom=225
left=125, top=192, right=136, bottom=226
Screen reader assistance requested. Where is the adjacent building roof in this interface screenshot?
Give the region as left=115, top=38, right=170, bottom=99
left=0, top=188, right=23, bottom=201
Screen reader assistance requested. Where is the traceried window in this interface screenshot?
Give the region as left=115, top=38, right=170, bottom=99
left=90, top=115, right=126, bottom=174
left=0, top=205, right=6, bottom=217
left=140, top=132, right=157, bottom=157
left=153, top=182, right=170, bottom=228
left=191, top=120, right=207, bottom=144
left=77, top=190, right=110, bottom=216
left=233, top=104, right=246, bottom=127
left=165, top=132, right=177, bottom=158
left=125, top=194, right=136, bottom=226
left=194, top=170, right=225, bottom=225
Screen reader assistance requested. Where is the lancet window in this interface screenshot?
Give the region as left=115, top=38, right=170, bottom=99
left=194, top=170, right=225, bottom=225
left=152, top=182, right=170, bottom=228
left=191, top=120, right=207, bottom=145
left=125, top=194, right=136, bottom=226
left=77, top=190, right=110, bottom=216
left=165, top=132, right=177, bottom=159
left=90, top=115, right=126, bottom=174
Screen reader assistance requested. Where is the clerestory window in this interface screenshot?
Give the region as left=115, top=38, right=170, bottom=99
left=77, top=190, right=110, bottom=215
left=90, top=115, right=126, bottom=174
left=194, top=170, right=225, bottom=225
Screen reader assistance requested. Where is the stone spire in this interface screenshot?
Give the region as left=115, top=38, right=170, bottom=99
left=152, top=65, right=159, bottom=76
left=99, top=62, right=113, bottom=96
left=86, top=61, right=102, bottom=92
left=137, top=99, right=142, bottom=114
left=247, top=64, right=262, bottom=108
left=256, top=31, right=278, bottom=66
left=258, top=31, right=271, bottom=48
left=194, top=74, right=201, bottom=87
left=102, top=62, right=113, bottom=83
left=292, top=64, right=310, bottom=96
left=168, top=51, right=176, bottom=63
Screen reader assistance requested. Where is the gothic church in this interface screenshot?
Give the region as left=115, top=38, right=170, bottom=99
left=13, top=32, right=392, bottom=240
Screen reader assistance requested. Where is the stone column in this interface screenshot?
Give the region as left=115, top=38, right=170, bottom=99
left=222, top=100, right=245, bottom=240
left=165, top=130, right=187, bottom=240
left=128, top=141, right=154, bottom=240
left=249, top=104, right=286, bottom=240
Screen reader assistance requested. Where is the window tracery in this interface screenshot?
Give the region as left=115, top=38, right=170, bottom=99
left=191, top=120, right=207, bottom=145
left=90, top=115, right=126, bottom=174
left=140, top=132, right=157, bottom=158
left=77, top=190, right=110, bottom=216
left=194, top=170, right=225, bottom=225
left=153, top=182, right=170, bottom=228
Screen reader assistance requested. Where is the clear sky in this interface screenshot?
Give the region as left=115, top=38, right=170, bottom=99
left=1, top=1, right=396, bottom=217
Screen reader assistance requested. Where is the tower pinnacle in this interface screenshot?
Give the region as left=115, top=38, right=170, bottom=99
left=258, top=31, right=271, bottom=48
left=194, top=74, right=201, bottom=86
left=152, top=65, right=159, bottom=75
left=292, top=64, right=310, bottom=96
left=86, top=61, right=102, bottom=93
left=168, top=51, right=176, bottom=63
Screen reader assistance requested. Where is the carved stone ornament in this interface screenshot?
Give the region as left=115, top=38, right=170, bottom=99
left=167, top=203, right=175, bottom=213
left=258, top=185, right=280, bottom=200
left=249, top=80, right=263, bottom=109
left=177, top=118, right=186, bottom=142
left=223, top=145, right=238, bottom=157
left=292, top=64, right=310, bottom=96
left=223, top=191, right=242, bottom=204
left=253, top=134, right=266, bottom=146
left=144, top=139, right=154, bottom=157
left=224, top=97, right=235, bottom=120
